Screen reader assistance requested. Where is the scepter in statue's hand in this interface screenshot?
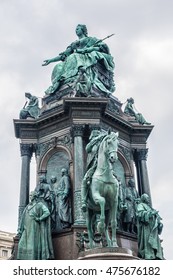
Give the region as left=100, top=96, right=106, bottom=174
left=93, top=33, right=115, bottom=47
left=76, top=33, right=115, bottom=54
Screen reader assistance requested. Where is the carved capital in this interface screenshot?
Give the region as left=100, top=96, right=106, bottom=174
left=133, top=148, right=148, bottom=161
left=71, top=125, right=85, bottom=138
left=33, top=143, right=40, bottom=156
left=20, top=143, right=33, bottom=158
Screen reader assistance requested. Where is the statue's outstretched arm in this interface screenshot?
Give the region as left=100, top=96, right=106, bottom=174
left=42, top=45, right=73, bottom=66
left=42, top=55, right=62, bottom=66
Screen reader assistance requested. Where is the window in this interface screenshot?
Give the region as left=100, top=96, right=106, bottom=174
left=2, top=250, right=8, bottom=258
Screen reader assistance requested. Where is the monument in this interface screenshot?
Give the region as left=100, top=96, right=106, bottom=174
left=12, top=24, right=164, bottom=260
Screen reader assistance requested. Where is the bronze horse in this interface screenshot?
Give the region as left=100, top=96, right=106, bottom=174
left=86, top=131, right=119, bottom=248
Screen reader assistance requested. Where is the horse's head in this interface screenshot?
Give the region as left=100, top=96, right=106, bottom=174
left=102, top=131, right=119, bottom=164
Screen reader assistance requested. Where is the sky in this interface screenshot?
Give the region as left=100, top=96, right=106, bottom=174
left=0, top=0, right=173, bottom=259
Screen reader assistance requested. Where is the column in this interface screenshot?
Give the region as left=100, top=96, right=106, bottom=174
left=18, top=143, right=33, bottom=225
left=33, top=143, right=40, bottom=183
left=133, top=148, right=152, bottom=203
left=71, top=125, right=86, bottom=225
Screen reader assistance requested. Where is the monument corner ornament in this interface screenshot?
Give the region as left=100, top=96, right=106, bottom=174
left=12, top=24, right=164, bottom=260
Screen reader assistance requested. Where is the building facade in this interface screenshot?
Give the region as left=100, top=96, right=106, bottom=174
left=0, top=230, right=15, bottom=260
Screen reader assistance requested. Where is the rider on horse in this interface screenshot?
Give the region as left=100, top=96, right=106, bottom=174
left=81, top=129, right=107, bottom=212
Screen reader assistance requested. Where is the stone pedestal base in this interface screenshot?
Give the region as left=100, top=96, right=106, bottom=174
left=78, top=247, right=139, bottom=260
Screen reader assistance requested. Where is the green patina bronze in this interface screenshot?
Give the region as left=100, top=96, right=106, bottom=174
left=19, top=92, right=40, bottom=119
left=17, top=191, right=54, bottom=260
left=17, top=171, right=73, bottom=259
left=81, top=130, right=119, bottom=248
left=54, top=168, right=72, bottom=229
left=124, top=97, right=151, bottom=125
left=74, top=66, right=93, bottom=97
left=136, top=193, right=164, bottom=259
left=15, top=23, right=165, bottom=259
left=35, top=174, right=55, bottom=229
left=81, top=129, right=107, bottom=212
left=42, top=24, right=115, bottom=97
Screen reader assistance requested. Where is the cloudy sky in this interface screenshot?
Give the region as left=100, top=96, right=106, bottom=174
left=0, top=0, right=173, bottom=259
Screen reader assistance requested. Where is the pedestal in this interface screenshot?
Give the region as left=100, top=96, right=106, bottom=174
left=78, top=247, right=140, bottom=260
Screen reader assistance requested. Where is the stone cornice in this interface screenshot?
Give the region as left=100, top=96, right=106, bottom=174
left=13, top=97, right=154, bottom=142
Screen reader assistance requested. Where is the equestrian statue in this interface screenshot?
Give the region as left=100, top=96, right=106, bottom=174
left=81, top=130, right=119, bottom=248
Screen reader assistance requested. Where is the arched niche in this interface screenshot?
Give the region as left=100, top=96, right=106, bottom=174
left=114, top=151, right=133, bottom=187
left=38, top=145, right=73, bottom=183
